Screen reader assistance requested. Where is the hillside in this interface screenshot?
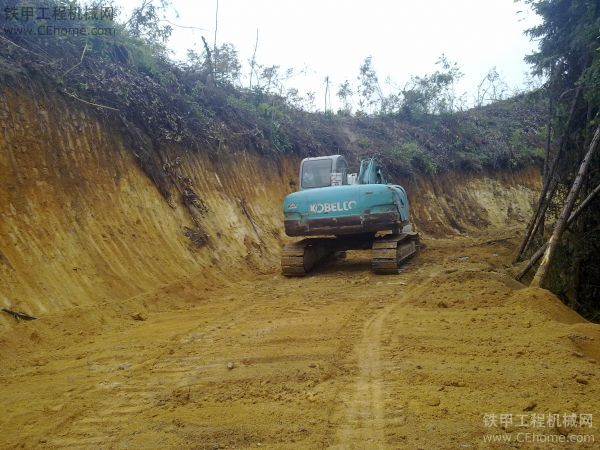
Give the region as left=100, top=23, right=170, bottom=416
left=0, top=73, right=544, bottom=325
left=1, top=6, right=599, bottom=448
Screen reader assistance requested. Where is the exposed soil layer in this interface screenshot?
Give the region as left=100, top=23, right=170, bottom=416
left=0, top=86, right=539, bottom=326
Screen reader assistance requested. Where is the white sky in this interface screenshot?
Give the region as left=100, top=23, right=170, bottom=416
left=117, top=0, right=542, bottom=111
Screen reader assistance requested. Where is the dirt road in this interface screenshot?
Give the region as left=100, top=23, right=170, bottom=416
left=1, top=229, right=598, bottom=448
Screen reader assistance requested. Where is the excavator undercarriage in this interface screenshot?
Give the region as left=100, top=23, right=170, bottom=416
left=281, top=230, right=419, bottom=276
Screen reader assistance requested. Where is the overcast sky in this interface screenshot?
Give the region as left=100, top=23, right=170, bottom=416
left=119, top=0, right=543, bottom=110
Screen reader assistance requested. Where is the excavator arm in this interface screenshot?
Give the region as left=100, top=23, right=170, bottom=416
left=357, top=158, right=387, bottom=185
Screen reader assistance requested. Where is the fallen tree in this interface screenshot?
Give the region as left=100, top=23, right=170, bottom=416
left=517, top=180, right=600, bottom=281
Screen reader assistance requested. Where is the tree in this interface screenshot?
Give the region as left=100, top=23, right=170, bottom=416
left=516, top=0, right=600, bottom=318
left=401, top=54, right=464, bottom=115
left=284, top=88, right=303, bottom=110
left=258, top=65, right=279, bottom=94
left=475, top=67, right=509, bottom=106
left=213, top=43, right=241, bottom=85
left=303, top=91, right=316, bottom=111
left=187, top=42, right=241, bottom=87
left=127, top=0, right=173, bottom=45
left=357, top=56, right=384, bottom=113
left=336, top=80, right=353, bottom=114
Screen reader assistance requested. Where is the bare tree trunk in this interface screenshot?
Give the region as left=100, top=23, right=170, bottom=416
left=516, top=182, right=600, bottom=280
left=514, top=87, right=582, bottom=263
left=521, top=176, right=559, bottom=256
left=543, top=66, right=555, bottom=179
left=536, top=92, right=554, bottom=241
left=531, top=125, right=600, bottom=287
left=543, top=97, right=554, bottom=179
left=213, top=0, right=219, bottom=60
left=249, top=28, right=258, bottom=89
left=201, top=36, right=215, bottom=86
left=514, top=154, right=559, bottom=262
left=324, top=76, right=330, bottom=113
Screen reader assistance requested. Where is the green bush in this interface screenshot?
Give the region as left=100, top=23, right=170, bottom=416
left=454, top=150, right=487, bottom=171
left=509, top=130, right=545, bottom=167
left=388, top=141, right=438, bottom=175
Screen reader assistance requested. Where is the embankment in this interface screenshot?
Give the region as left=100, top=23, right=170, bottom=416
left=0, top=85, right=540, bottom=327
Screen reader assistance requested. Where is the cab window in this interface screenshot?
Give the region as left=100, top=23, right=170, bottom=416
left=302, top=159, right=332, bottom=189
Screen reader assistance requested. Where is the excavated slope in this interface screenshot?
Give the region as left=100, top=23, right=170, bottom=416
left=0, top=86, right=540, bottom=327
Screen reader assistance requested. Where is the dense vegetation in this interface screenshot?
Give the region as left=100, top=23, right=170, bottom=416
left=515, top=0, right=599, bottom=319
left=0, top=0, right=547, bottom=178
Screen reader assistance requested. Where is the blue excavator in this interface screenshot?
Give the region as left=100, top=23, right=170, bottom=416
left=281, top=155, right=419, bottom=276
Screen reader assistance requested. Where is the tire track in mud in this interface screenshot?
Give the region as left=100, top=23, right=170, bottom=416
left=22, top=276, right=379, bottom=448
left=329, top=249, right=441, bottom=449
left=331, top=302, right=394, bottom=448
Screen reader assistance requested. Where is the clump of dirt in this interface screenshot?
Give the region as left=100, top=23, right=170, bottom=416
left=407, top=270, right=522, bottom=309
left=507, top=287, right=586, bottom=325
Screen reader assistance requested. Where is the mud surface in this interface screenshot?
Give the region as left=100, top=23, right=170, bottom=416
left=1, top=228, right=598, bottom=449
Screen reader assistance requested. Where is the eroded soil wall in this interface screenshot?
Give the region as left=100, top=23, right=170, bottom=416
left=0, top=87, right=540, bottom=326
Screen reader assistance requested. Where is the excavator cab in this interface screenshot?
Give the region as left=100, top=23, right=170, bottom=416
left=300, top=155, right=349, bottom=189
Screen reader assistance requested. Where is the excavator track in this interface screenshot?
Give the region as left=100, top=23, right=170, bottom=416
left=371, top=233, right=419, bottom=274
left=282, top=232, right=419, bottom=276
left=281, top=238, right=337, bottom=277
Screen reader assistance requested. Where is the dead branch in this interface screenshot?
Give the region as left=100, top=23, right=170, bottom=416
left=516, top=182, right=600, bottom=280
left=514, top=86, right=582, bottom=262
left=62, top=90, right=120, bottom=111
left=63, top=43, right=88, bottom=77
left=0, top=34, right=54, bottom=64
left=2, top=308, right=37, bottom=321
left=239, top=198, right=264, bottom=244
left=531, top=124, right=600, bottom=287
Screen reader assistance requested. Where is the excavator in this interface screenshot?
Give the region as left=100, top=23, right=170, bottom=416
left=281, top=155, right=419, bottom=276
